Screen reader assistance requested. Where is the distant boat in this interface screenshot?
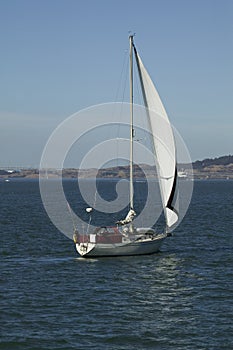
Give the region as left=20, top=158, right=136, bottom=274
left=178, top=170, right=188, bottom=178
left=73, top=35, right=178, bottom=257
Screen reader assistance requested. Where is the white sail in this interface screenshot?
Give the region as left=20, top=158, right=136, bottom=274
left=134, top=48, right=178, bottom=228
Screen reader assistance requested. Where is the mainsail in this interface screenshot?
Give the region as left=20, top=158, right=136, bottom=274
left=133, top=45, right=178, bottom=228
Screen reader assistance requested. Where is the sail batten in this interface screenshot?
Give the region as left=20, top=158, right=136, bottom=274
left=133, top=44, right=178, bottom=228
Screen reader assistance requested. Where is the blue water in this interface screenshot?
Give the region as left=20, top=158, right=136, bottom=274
left=0, top=179, right=233, bottom=349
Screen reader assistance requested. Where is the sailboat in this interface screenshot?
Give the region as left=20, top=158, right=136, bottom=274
left=73, top=35, right=178, bottom=257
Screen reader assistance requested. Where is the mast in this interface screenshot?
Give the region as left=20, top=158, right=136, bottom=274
left=129, top=34, right=134, bottom=211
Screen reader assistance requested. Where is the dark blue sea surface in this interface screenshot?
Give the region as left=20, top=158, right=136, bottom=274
left=0, top=179, right=233, bottom=349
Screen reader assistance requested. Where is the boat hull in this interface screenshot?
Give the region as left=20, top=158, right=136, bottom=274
left=75, top=234, right=166, bottom=258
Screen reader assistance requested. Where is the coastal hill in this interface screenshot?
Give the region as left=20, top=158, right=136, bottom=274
left=192, top=155, right=233, bottom=179
left=193, top=155, right=233, bottom=169
left=0, top=155, right=233, bottom=180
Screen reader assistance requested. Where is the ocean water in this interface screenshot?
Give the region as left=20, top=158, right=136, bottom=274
left=0, top=179, right=233, bottom=350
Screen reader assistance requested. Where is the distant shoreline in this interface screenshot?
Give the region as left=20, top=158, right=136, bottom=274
left=1, top=155, right=233, bottom=180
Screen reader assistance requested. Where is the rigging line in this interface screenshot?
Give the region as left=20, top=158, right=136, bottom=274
left=133, top=44, right=158, bottom=171
left=134, top=54, right=144, bottom=107
left=66, top=201, right=76, bottom=231
left=114, top=49, right=128, bottom=102
left=85, top=189, right=97, bottom=235
left=133, top=57, right=152, bottom=149
left=110, top=48, right=128, bottom=121
left=110, top=49, right=129, bottom=169
left=116, top=54, right=129, bottom=168
left=86, top=212, right=92, bottom=235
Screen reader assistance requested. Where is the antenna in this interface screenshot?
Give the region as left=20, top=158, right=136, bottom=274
left=128, top=30, right=136, bottom=37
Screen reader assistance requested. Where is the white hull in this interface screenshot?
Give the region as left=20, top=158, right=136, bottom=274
left=75, top=233, right=166, bottom=258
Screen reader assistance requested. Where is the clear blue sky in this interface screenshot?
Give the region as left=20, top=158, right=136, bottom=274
left=0, top=0, right=232, bottom=167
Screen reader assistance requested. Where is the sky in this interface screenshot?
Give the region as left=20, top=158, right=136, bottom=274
left=0, top=0, right=232, bottom=167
